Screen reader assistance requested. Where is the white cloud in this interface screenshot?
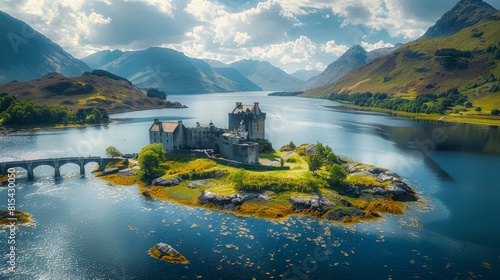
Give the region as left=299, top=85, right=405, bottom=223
left=315, top=62, right=326, bottom=71
left=361, top=40, right=394, bottom=52
left=321, top=40, right=348, bottom=56
left=127, top=0, right=174, bottom=16
left=233, top=32, right=251, bottom=46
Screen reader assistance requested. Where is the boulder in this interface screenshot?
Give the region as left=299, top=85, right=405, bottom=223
left=100, top=167, right=119, bottom=176
left=149, top=243, right=189, bottom=264
left=198, top=191, right=256, bottom=210
left=376, top=173, right=393, bottom=183
left=344, top=185, right=360, bottom=197
left=325, top=208, right=365, bottom=221
left=340, top=199, right=352, bottom=207
left=345, top=164, right=360, bottom=173
left=152, top=177, right=184, bottom=187
left=372, top=187, right=387, bottom=196
left=387, top=185, right=418, bottom=201
left=188, top=180, right=211, bottom=189
left=290, top=194, right=336, bottom=213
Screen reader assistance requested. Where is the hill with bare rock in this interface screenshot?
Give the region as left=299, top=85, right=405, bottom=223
left=0, top=71, right=185, bottom=113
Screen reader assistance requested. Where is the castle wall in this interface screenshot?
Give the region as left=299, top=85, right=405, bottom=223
left=149, top=131, right=174, bottom=153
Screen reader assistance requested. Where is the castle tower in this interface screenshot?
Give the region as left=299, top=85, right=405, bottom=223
left=228, top=102, right=266, bottom=139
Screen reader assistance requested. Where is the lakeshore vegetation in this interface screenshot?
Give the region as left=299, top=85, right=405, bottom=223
left=99, top=142, right=418, bottom=224
left=0, top=92, right=109, bottom=126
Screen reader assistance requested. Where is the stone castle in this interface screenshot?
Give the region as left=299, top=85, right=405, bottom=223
left=149, top=102, right=266, bottom=164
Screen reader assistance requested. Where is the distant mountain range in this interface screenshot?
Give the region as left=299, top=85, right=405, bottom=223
left=0, top=71, right=183, bottom=113
left=0, top=10, right=90, bottom=84
left=303, top=44, right=401, bottom=91
left=229, top=59, right=305, bottom=91
left=291, top=69, right=322, bottom=82
left=82, top=47, right=261, bottom=94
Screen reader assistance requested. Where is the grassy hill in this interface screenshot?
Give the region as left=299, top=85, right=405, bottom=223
left=303, top=12, right=500, bottom=125
left=0, top=71, right=185, bottom=113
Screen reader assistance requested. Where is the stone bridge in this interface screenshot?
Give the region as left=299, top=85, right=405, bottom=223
left=0, top=157, right=120, bottom=180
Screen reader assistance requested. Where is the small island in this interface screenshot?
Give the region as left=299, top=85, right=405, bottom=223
left=148, top=243, right=189, bottom=264
left=98, top=102, right=418, bottom=224
left=99, top=141, right=418, bottom=224
left=0, top=210, right=35, bottom=227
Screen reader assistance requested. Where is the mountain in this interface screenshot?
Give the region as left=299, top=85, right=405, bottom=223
left=0, top=10, right=90, bottom=84
left=204, top=59, right=229, bottom=68
left=229, top=59, right=305, bottom=91
left=303, top=44, right=400, bottom=91
left=291, top=69, right=322, bottom=82
left=83, top=47, right=254, bottom=94
left=304, top=10, right=500, bottom=101
left=213, top=67, right=262, bottom=91
left=0, top=71, right=184, bottom=113
left=421, top=0, right=496, bottom=39
left=82, top=50, right=124, bottom=69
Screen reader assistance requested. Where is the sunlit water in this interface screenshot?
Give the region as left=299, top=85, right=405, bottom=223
left=1, top=92, right=499, bottom=279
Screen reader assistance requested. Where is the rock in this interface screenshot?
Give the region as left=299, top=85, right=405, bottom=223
left=290, top=195, right=336, bottom=213
left=257, top=193, right=271, bottom=201
left=345, top=164, right=360, bottom=173
left=149, top=243, right=189, bottom=264
left=367, top=167, right=385, bottom=175
left=100, top=167, right=119, bottom=176
left=306, top=145, right=316, bottom=154
left=340, top=199, right=352, bottom=207
left=387, top=185, right=418, bottom=201
left=188, top=180, right=211, bottom=189
left=198, top=191, right=255, bottom=210
left=152, top=177, right=184, bottom=187
left=344, top=185, right=360, bottom=197
left=376, top=173, right=393, bottom=183
left=290, top=197, right=311, bottom=211
left=372, top=187, right=387, bottom=196
left=325, top=208, right=365, bottom=221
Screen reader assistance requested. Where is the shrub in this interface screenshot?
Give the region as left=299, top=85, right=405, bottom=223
left=491, top=109, right=500, bottom=116
left=475, top=107, right=482, bottom=112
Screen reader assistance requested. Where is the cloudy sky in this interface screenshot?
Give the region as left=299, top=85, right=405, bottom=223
left=1, top=0, right=499, bottom=73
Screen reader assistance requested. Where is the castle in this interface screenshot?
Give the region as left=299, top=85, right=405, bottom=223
left=149, top=102, right=266, bottom=164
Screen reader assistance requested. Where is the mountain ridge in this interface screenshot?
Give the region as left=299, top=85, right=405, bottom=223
left=229, top=59, right=305, bottom=91
left=421, top=0, right=496, bottom=39
left=0, top=10, right=91, bottom=84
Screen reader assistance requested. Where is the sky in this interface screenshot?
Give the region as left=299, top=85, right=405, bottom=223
left=1, top=0, right=499, bottom=73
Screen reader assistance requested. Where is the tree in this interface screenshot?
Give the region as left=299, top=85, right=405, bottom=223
left=491, top=109, right=500, bottom=116
left=306, top=153, right=323, bottom=173
left=105, top=146, right=122, bottom=158
left=138, top=150, right=160, bottom=177
left=475, top=107, right=482, bottom=112
left=289, top=141, right=296, bottom=151
left=328, top=164, right=347, bottom=186
left=139, top=143, right=166, bottom=162
left=92, top=108, right=102, bottom=123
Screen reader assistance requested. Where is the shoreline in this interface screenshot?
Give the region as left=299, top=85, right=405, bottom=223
left=329, top=102, right=500, bottom=126
left=298, top=95, right=500, bottom=127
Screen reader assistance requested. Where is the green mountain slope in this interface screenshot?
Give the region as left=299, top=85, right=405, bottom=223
left=304, top=11, right=500, bottom=100
left=0, top=71, right=184, bottom=113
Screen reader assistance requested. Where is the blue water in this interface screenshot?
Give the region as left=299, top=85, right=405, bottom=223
left=1, top=92, right=499, bottom=279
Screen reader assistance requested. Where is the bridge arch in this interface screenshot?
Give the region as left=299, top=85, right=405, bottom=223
left=0, top=157, right=119, bottom=181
